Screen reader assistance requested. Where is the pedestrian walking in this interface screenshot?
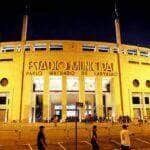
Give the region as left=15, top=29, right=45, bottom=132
left=120, top=124, right=133, bottom=150
left=37, top=126, right=47, bottom=150
left=91, top=125, right=99, bottom=150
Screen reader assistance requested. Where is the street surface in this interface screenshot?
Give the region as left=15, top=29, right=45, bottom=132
left=0, top=122, right=150, bottom=149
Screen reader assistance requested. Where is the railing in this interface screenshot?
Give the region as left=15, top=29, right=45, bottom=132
left=0, top=40, right=150, bottom=58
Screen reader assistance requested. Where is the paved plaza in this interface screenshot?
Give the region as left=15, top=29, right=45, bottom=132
left=0, top=122, right=150, bottom=149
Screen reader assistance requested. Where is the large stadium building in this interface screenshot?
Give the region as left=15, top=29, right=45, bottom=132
left=0, top=13, right=150, bottom=123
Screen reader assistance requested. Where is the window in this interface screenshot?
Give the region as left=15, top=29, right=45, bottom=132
left=113, top=48, right=118, bottom=53
left=133, top=79, right=140, bottom=87
left=140, top=51, right=148, bottom=57
left=146, top=80, right=150, bottom=88
left=49, top=76, right=62, bottom=91
left=127, top=49, right=137, bottom=55
left=102, top=78, right=110, bottom=92
left=0, top=78, right=8, bottom=87
left=85, top=77, right=95, bottom=91
left=33, top=77, right=44, bottom=92
left=98, top=46, right=110, bottom=52
left=132, top=97, right=140, bottom=104
left=50, top=44, right=63, bottom=50
left=34, top=45, right=46, bottom=51
left=82, top=45, right=95, bottom=51
left=0, top=97, right=6, bottom=104
left=2, top=47, right=14, bottom=52
left=67, top=77, right=79, bottom=91
left=145, top=97, right=149, bottom=104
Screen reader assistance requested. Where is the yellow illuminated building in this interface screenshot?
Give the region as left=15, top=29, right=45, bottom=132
left=0, top=40, right=150, bottom=122
left=0, top=14, right=150, bottom=123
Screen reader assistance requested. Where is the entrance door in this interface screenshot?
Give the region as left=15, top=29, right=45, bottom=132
left=103, top=95, right=106, bottom=117
left=35, top=94, right=43, bottom=122
left=55, top=110, right=62, bottom=120
left=0, top=109, right=6, bottom=122
left=133, top=108, right=141, bottom=119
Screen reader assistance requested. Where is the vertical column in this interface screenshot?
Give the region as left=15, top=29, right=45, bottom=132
left=21, top=14, right=28, bottom=41
left=128, top=91, right=134, bottom=119
left=43, top=73, right=50, bottom=121
left=79, top=75, right=85, bottom=121
left=21, top=75, right=32, bottom=122
left=7, top=92, right=12, bottom=123
left=141, top=92, right=146, bottom=120
left=111, top=77, right=122, bottom=120
left=62, top=75, right=67, bottom=121
left=95, top=76, right=103, bottom=118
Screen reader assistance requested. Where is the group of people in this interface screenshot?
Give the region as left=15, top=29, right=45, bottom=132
left=91, top=124, right=133, bottom=150
left=37, top=124, right=133, bottom=150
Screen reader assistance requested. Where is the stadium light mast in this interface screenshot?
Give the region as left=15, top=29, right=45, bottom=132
left=20, top=2, right=29, bottom=122
left=21, top=4, right=28, bottom=41
left=114, top=0, right=122, bottom=45
left=114, top=0, right=124, bottom=117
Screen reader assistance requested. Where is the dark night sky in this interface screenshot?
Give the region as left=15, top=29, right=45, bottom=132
left=0, top=0, right=150, bottom=47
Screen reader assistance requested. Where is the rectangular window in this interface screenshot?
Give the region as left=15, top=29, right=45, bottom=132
left=102, top=78, right=110, bottom=92
left=34, top=45, right=46, bottom=51
left=140, top=51, right=148, bottom=57
left=33, top=77, right=44, bottom=92
left=85, top=77, right=95, bottom=91
left=132, top=96, right=140, bottom=104
left=50, top=44, right=63, bottom=50
left=67, top=77, right=79, bottom=91
left=49, top=76, right=62, bottom=91
left=145, top=97, right=149, bottom=104
left=113, top=48, right=118, bottom=53
left=82, top=45, right=95, bottom=51
left=98, top=46, right=110, bottom=52
left=2, top=47, right=14, bottom=52
left=0, top=97, right=6, bottom=104
left=127, top=49, right=137, bottom=55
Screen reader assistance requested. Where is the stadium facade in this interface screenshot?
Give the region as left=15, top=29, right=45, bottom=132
left=0, top=14, right=150, bottom=123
